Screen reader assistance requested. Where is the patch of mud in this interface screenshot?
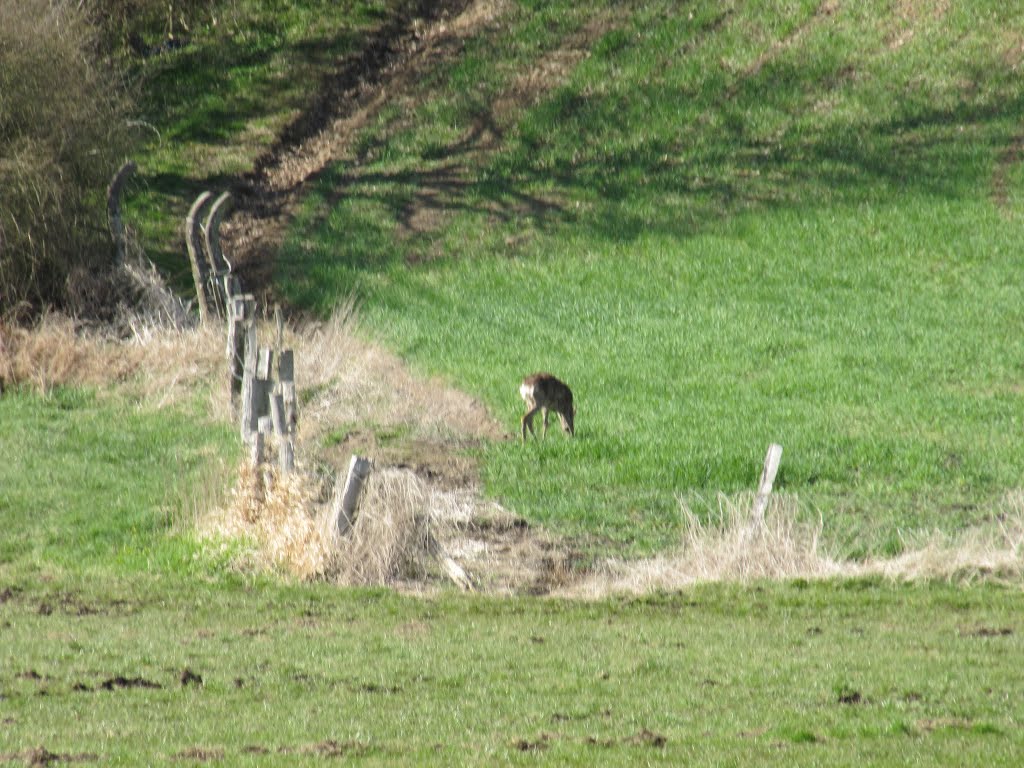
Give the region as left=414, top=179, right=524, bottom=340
left=1, top=748, right=99, bottom=766
left=424, top=502, right=586, bottom=595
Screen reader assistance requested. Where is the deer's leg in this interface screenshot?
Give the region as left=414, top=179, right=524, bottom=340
left=522, top=406, right=540, bottom=442
left=541, top=407, right=550, bottom=439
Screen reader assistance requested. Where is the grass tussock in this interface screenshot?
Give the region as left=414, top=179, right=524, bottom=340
left=571, top=494, right=843, bottom=597
left=203, top=462, right=463, bottom=586
left=0, top=311, right=223, bottom=410
left=293, top=305, right=503, bottom=449
left=870, top=491, right=1024, bottom=585
left=570, top=492, right=1024, bottom=597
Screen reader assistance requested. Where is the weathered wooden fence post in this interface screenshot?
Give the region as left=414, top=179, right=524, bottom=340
left=751, top=443, right=783, bottom=526
left=227, top=293, right=254, bottom=408
left=240, top=320, right=259, bottom=444
left=107, top=160, right=137, bottom=267
left=202, top=191, right=233, bottom=317
left=185, top=191, right=214, bottom=323
left=332, top=456, right=372, bottom=536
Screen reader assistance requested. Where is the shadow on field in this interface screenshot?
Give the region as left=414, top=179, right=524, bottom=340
left=270, top=0, right=1024, bottom=304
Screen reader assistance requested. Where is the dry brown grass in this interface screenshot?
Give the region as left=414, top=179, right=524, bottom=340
left=292, top=306, right=503, bottom=451
left=868, top=491, right=1024, bottom=584
left=565, top=492, right=1024, bottom=598
left=201, top=462, right=471, bottom=586
left=0, top=310, right=225, bottom=413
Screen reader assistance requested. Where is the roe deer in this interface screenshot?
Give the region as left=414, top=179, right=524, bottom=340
left=520, top=372, right=575, bottom=442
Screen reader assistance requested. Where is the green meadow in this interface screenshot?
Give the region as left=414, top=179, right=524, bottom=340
left=277, top=0, right=1024, bottom=554
left=3, top=0, right=1024, bottom=763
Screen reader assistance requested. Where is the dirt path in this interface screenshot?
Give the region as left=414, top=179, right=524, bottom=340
left=222, top=0, right=490, bottom=298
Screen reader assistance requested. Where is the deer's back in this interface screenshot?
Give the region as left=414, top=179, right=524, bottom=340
left=521, top=372, right=573, bottom=410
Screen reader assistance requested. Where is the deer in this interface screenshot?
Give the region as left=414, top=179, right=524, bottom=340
left=520, top=372, right=575, bottom=442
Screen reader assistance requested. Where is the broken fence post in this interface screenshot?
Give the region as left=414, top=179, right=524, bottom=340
left=333, top=455, right=372, bottom=536
left=751, top=443, right=783, bottom=526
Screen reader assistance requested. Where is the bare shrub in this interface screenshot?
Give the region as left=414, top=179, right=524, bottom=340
left=78, top=0, right=217, bottom=53
left=0, top=0, right=133, bottom=314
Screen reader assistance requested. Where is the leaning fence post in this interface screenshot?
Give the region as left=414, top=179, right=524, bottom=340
left=333, top=456, right=372, bottom=536
left=185, top=191, right=214, bottom=323
left=107, top=160, right=137, bottom=267
left=751, top=443, right=783, bottom=526
left=202, top=191, right=233, bottom=317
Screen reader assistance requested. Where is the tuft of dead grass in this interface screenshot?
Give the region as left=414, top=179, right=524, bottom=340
left=565, top=491, right=1024, bottom=598
left=567, top=493, right=844, bottom=598
left=202, top=463, right=336, bottom=580
left=202, top=462, right=471, bottom=586
left=0, top=310, right=226, bottom=413
left=293, top=305, right=503, bottom=449
left=868, top=491, right=1024, bottom=584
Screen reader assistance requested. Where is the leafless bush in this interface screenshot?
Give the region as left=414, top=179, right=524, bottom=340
left=0, top=0, right=132, bottom=315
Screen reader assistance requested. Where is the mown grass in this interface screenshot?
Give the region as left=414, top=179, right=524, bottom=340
left=0, top=388, right=236, bottom=575
left=0, top=382, right=1019, bottom=765
left=3, top=565, right=1024, bottom=764
left=277, top=0, right=1024, bottom=556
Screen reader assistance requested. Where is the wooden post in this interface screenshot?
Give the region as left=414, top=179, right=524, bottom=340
left=333, top=456, right=372, bottom=536
left=751, top=443, right=783, bottom=526
left=274, top=304, right=284, bottom=352
left=240, top=321, right=258, bottom=444
left=250, top=430, right=265, bottom=467
left=278, top=350, right=294, bottom=388
left=267, top=392, right=294, bottom=472
left=203, top=192, right=232, bottom=275
left=227, top=294, right=253, bottom=407
left=281, top=381, right=297, bottom=434
left=270, top=392, right=286, bottom=436
left=203, top=191, right=233, bottom=317
left=185, top=191, right=213, bottom=323
left=106, top=160, right=136, bottom=266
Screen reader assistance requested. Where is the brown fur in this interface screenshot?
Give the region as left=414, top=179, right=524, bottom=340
left=520, top=372, right=575, bottom=441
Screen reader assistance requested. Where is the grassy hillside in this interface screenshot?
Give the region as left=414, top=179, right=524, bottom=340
left=275, top=0, right=1024, bottom=554
left=3, top=2, right=1024, bottom=764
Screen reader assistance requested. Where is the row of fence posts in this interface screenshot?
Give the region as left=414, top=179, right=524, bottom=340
left=182, top=189, right=375, bottom=538
left=181, top=187, right=473, bottom=586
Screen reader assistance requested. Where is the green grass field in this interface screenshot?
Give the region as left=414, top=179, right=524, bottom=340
left=277, top=0, right=1024, bottom=555
left=3, top=0, right=1024, bottom=763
